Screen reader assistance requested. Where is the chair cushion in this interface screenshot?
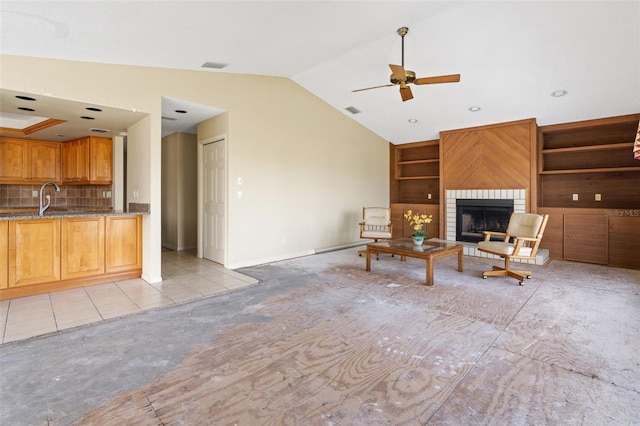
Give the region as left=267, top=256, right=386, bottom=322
left=477, top=241, right=533, bottom=257
left=362, top=230, right=392, bottom=239
left=506, top=213, right=544, bottom=238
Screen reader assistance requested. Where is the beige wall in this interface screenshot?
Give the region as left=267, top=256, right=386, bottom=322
left=1, top=54, right=389, bottom=275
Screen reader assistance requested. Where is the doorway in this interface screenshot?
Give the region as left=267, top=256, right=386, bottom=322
left=202, top=138, right=226, bottom=264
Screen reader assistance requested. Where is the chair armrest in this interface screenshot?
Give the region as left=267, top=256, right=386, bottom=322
left=482, top=231, right=507, bottom=241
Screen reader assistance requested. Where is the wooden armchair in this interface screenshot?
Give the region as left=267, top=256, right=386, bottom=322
left=357, top=207, right=393, bottom=259
left=477, top=212, right=549, bottom=285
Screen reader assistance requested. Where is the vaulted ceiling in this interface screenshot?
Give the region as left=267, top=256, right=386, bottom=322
left=1, top=1, right=638, bottom=144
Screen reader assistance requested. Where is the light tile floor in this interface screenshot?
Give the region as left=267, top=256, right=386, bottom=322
left=0, top=249, right=259, bottom=344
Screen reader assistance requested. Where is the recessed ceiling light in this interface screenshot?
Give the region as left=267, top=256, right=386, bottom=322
left=551, top=90, right=568, bottom=97
left=56, top=134, right=65, bottom=138
left=174, top=109, right=187, bottom=114
left=18, top=107, right=35, bottom=112
left=408, top=118, right=418, bottom=123
left=468, top=106, right=481, bottom=112
left=80, top=116, right=95, bottom=120
left=15, top=95, right=36, bottom=101
left=86, top=107, right=102, bottom=112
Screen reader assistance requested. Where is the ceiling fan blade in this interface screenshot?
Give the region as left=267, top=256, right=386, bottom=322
left=400, top=86, right=413, bottom=102
left=352, top=84, right=394, bottom=93
left=389, top=64, right=406, bottom=82
left=414, top=74, right=461, bottom=85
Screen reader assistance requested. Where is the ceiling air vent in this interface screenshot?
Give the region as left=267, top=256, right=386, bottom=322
left=345, top=106, right=361, bottom=115
left=201, top=62, right=228, bottom=69
left=89, top=128, right=110, bottom=134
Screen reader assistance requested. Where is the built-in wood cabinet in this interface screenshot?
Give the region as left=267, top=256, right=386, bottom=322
left=61, top=216, right=105, bottom=279
left=89, top=137, right=113, bottom=183
left=0, top=214, right=142, bottom=299
left=539, top=207, right=639, bottom=270
left=62, top=137, right=90, bottom=183
left=8, top=218, right=61, bottom=287
left=563, top=214, right=608, bottom=264
left=0, top=137, right=61, bottom=184
left=0, top=221, right=7, bottom=289
left=62, top=136, right=112, bottom=184
left=390, top=203, right=440, bottom=240
left=106, top=215, right=142, bottom=273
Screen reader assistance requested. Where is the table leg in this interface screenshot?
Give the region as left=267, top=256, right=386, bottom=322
left=365, top=247, right=371, bottom=272
left=426, top=257, right=434, bottom=286
left=458, top=248, right=464, bottom=272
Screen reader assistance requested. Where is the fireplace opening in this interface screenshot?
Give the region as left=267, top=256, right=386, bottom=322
left=456, top=199, right=514, bottom=243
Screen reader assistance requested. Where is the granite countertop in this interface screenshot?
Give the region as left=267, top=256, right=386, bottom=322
left=0, top=207, right=147, bottom=220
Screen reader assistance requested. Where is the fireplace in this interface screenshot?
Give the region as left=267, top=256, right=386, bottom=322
left=455, top=199, right=513, bottom=242
left=444, top=189, right=546, bottom=265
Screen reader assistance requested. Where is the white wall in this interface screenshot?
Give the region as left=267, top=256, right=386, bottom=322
left=1, top=54, right=389, bottom=275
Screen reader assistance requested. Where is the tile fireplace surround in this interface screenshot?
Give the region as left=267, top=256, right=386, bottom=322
left=445, top=189, right=547, bottom=265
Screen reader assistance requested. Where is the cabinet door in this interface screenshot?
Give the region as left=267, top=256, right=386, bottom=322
left=62, top=138, right=90, bottom=183
left=0, top=138, right=30, bottom=182
left=0, top=221, right=7, bottom=289
left=61, top=217, right=105, bottom=279
left=105, top=215, right=142, bottom=273
left=30, top=141, right=61, bottom=182
left=8, top=218, right=61, bottom=287
left=564, top=214, right=607, bottom=264
left=89, top=137, right=112, bottom=183
left=608, top=216, right=640, bottom=269
left=391, top=204, right=440, bottom=239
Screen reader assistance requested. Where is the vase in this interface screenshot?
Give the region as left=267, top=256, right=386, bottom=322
left=412, top=235, right=425, bottom=245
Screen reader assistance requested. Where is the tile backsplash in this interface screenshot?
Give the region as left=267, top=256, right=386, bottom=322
left=0, top=184, right=114, bottom=209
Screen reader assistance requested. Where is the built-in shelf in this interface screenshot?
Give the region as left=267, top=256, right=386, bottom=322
left=538, top=113, right=640, bottom=209
left=539, top=166, right=640, bottom=175
left=391, top=139, right=440, bottom=205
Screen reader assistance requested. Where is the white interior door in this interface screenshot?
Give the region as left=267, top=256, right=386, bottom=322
left=203, top=140, right=225, bottom=263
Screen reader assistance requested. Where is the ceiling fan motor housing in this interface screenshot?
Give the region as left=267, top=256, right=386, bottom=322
left=390, top=70, right=415, bottom=85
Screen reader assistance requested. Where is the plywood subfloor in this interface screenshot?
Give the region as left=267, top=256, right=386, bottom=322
left=71, top=251, right=640, bottom=425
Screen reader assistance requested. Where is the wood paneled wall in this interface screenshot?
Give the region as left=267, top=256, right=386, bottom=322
left=438, top=118, right=538, bottom=236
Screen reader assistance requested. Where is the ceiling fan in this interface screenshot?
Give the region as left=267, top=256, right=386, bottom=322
left=353, top=27, right=460, bottom=102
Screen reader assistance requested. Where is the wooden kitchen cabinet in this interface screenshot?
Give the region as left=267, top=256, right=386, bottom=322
left=62, top=136, right=112, bottom=184
left=0, top=221, right=7, bottom=289
left=62, top=137, right=90, bottom=183
left=30, top=141, right=61, bottom=182
left=89, top=136, right=112, bottom=183
left=8, top=218, right=61, bottom=287
left=61, top=216, right=105, bottom=280
left=0, top=137, right=61, bottom=184
left=105, top=215, right=142, bottom=273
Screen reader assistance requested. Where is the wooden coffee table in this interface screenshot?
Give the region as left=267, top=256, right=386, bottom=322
left=365, top=239, right=463, bottom=286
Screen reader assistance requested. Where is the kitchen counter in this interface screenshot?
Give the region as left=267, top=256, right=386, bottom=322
left=0, top=208, right=147, bottom=220
left=1, top=211, right=144, bottom=299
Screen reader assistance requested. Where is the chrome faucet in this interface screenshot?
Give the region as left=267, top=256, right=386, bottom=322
left=39, top=181, right=60, bottom=216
